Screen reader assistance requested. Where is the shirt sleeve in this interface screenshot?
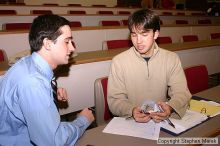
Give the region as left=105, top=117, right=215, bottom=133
left=107, top=58, right=135, bottom=117
left=18, top=77, right=90, bottom=146
left=166, top=53, right=192, bottom=119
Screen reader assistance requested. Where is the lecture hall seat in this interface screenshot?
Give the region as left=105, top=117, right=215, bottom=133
left=0, top=10, right=17, bottom=15
left=175, top=20, right=188, bottom=24
left=94, top=77, right=113, bottom=126
left=69, top=21, right=82, bottom=28
left=121, top=20, right=128, bottom=26
left=156, top=36, right=172, bottom=44
left=97, top=11, right=114, bottom=15
left=92, top=4, right=106, bottom=7
left=31, top=10, right=53, bottom=15
left=176, top=12, right=185, bottom=15
left=100, top=20, right=121, bottom=26
left=3, top=23, right=32, bottom=31
left=104, top=39, right=133, bottom=50
left=67, top=4, right=82, bottom=7
left=162, top=12, right=173, bottom=15
left=182, top=35, right=199, bottom=42
left=198, top=19, right=211, bottom=24
left=184, top=65, right=209, bottom=94
left=118, top=11, right=131, bottom=15
left=68, top=10, right=86, bottom=14
left=0, top=49, right=7, bottom=62
left=210, top=33, right=220, bottom=39
left=43, top=3, right=59, bottom=6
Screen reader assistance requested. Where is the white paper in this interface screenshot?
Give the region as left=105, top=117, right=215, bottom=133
left=103, top=117, right=161, bottom=140
left=161, top=110, right=208, bottom=134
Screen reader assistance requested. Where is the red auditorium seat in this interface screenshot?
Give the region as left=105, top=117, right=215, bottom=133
left=3, top=23, right=32, bottom=30
left=156, top=36, right=172, bottom=44
left=94, top=77, right=113, bottom=125
left=176, top=12, right=185, bottom=15
left=0, top=49, right=7, bottom=62
left=182, top=35, right=199, bottom=42
left=100, top=20, right=120, bottom=26
left=121, top=20, right=128, bottom=26
left=198, top=19, right=211, bottom=24
left=191, top=12, right=205, bottom=16
left=69, top=21, right=82, bottom=27
left=162, top=12, right=173, bottom=15
left=43, top=3, right=58, bottom=6
left=0, top=10, right=17, bottom=15
left=106, top=39, right=133, bottom=50
left=175, top=20, right=188, bottom=24
left=92, top=4, right=106, bottom=7
left=184, top=65, right=209, bottom=94
left=68, top=10, right=86, bottom=14
left=118, top=11, right=131, bottom=15
left=31, top=10, right=53, bottom=15
left=210, top=33, right=220, bottom=39
left=67, top=4, right=82, bottom=7
left=97, top=11, right=114, bottom=15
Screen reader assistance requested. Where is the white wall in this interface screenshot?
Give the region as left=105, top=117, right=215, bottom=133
left=24, top=0, right=117, bottom=7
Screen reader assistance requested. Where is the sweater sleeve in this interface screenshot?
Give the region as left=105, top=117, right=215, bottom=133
left=166, top=53, right=192, bottom=119
left=107, top=58, right=135, bottom=117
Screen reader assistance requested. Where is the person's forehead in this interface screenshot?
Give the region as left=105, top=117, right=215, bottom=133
left=58, top=25, right=72, bottom=38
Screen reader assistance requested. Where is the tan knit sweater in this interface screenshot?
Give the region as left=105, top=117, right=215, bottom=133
left=107, top=43, right=192, bottom=119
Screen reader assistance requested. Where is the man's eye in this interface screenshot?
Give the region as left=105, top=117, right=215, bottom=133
left=142, top=33, right=148, bottom=36
left=131, top=33, right=137, bottom=37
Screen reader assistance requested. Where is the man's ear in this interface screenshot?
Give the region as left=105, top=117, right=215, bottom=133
left=154, top=30, right=159, bottom=40
left=42, top=38, right=52, bottom=50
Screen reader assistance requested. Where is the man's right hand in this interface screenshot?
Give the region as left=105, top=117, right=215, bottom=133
left=132, top=107, right=151, bottom=123
left=79, top=108, right=95, bottom=123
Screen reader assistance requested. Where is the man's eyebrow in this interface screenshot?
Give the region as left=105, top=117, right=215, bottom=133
left=65, top=36, right=73, bottom=40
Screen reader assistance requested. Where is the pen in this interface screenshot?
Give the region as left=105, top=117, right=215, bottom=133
left=158, top=105, right=175, bottom=129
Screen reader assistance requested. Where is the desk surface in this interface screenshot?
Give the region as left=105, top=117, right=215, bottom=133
left=75, top=85, right=220, bottom=146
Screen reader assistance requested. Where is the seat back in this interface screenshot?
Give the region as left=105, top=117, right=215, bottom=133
left=67, top=4, right=82, bottom=7
left=3, top=23, right=31, bottom=30
left=68, top=10, right=86, bottom=14
left=0, top=10, right=17, bottom=15
left=31, top=10, right=53, bottom=14
left=121, top=20, right=128, bottom=26
left=105, top=39, right=133, bottom=50
left=100, top=20, right=120, bottom=26
left=97, top=11, right=113, bottom=15
left=0, top=49, right=7, bottom=62
left=182, top=35, right=198, bottom=42
left=156, top=36, right=172, bottom=44
left=69, top=21, right=82, bottom=27
left=176, top=20, right=188, bottom=24
left=118, top=11, right=130, bottom=15
left=198, top=19, right=211, bottom=24
left=210, top=33, right=220, bottom=39
left=94, top=77, right=113, bottom=126
left=184, top=65, right=209, bottom=94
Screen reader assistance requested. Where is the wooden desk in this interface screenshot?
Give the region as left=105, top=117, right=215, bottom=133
left=75, top=86, right=220, bottom=146
left=0, top=62, right=9, bottom=76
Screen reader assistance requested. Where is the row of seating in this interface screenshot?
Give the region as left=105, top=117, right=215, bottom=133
left=103, top=33, right=220, bottom=50
left=2, top=18, right=216, bottom=31
left=0, top=10, right=132, bottom=15
left=94, top=64, right=209, bottom=125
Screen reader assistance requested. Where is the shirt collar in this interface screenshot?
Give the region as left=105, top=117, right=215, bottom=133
left=31, top=52, right=54, bottom=80
left=132, top=42, right=160, bottom=61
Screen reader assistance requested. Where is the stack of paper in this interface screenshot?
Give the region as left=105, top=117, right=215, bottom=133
left=189, top=99, right=220, bottom=117
left=161, top=110, right=208, bottom=135
left=103, top=117, right=161, bottom=140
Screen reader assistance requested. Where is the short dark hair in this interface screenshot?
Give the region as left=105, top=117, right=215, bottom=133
left=128, top=9, right=160, bottom=32
left=29, top=14, right=70, bottom=53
